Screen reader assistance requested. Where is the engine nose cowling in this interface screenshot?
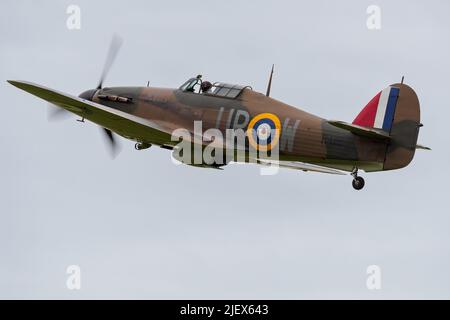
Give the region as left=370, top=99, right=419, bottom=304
left=78, top=89, right=97, bottom=101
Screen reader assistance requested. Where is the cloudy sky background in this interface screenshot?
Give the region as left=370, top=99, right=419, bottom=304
left=1, top=0, right=448, bottom=299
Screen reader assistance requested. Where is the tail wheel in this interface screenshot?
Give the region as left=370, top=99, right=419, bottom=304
left=352, top=176, right=365, bottom=190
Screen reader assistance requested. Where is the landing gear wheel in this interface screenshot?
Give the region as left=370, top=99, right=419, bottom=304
left=352, top=176, right=365, bottom=190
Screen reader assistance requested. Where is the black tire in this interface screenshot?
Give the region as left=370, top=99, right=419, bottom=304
left=352, top=176, right=365, bottom=190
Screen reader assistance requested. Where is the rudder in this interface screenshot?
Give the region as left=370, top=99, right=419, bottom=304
left=353, top=83, right=421, bottom=170
left=383, top=83, right=421, bottom=170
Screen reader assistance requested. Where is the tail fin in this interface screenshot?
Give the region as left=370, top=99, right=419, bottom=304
left=353, top=84, right=421, bottom=170
left=352, top=86, right=400, bottom=132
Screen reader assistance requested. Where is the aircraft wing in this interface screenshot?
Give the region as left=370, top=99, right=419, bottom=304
left=7, top=80, right=176, bottom=144
left=257, top=159, right=347, bottom=175
left=328, top=120, right=391, bottom=141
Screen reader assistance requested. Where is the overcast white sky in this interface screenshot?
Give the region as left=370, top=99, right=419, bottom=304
left=1, top=0, right=449, bottom=299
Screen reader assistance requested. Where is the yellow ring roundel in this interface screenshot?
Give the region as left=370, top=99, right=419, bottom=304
left=246, top=113, right=281, bottom=151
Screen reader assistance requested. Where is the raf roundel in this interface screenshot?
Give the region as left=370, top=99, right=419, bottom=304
left=246, top=113, right=282, bottom=151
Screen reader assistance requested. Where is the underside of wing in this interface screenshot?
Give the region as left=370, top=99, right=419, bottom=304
left=257, top=159, right=347, bottom=175
left=7, top=80, right=174, bottom=145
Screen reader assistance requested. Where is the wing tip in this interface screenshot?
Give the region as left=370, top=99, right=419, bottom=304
left=7, top=80, right=28, bottom=88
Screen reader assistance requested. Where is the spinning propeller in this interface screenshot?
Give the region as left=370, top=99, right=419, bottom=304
left=49, top=35, right=123, bottom=158
left=96, top=34, right=123, bottom=158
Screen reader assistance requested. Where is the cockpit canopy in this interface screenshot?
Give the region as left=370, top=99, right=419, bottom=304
left=209, top=82, right=247, bottom=98
left=179, top=77, right=250, bottom=99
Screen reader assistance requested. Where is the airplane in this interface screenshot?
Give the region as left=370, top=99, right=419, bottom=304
left=7, top=37, right=429, bottom=190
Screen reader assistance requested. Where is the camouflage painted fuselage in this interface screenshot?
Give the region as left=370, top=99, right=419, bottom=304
left=89, top=85, right=397, bottom=172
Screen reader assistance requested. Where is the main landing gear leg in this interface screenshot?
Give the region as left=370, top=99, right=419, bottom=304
left=351, top=167, right=365, bottom=190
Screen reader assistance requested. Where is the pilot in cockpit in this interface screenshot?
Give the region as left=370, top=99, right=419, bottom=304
left=200, top=81, right=212, bottom=93
left=180, top=75, right=214, bottom=94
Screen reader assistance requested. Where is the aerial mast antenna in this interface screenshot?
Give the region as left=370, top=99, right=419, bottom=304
left=265, top=64, right=274, bottom=97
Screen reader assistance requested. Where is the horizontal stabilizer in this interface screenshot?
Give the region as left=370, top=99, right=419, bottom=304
left=416, top=144, right=431, bottom=150
left=328, top=120, right=391, bottom=141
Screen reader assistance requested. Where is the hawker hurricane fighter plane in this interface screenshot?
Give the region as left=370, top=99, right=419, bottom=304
left=8, top=37, right=429, bottom=190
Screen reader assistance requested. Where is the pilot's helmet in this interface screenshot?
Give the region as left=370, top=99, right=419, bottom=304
left=201, top=81, right=212, bottom=92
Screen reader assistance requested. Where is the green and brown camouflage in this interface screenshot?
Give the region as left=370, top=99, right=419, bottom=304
left=85, top=79, right=421, bottom=171
left=7, top=75, right=424, bottom=190
left=8, top=36, right=428, bottom=189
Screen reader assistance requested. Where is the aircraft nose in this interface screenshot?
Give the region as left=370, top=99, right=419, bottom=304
left=78, top=89, right=97, bottom=101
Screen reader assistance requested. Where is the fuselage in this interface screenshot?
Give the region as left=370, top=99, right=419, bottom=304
left=84, top=85, right=387, bottom=172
